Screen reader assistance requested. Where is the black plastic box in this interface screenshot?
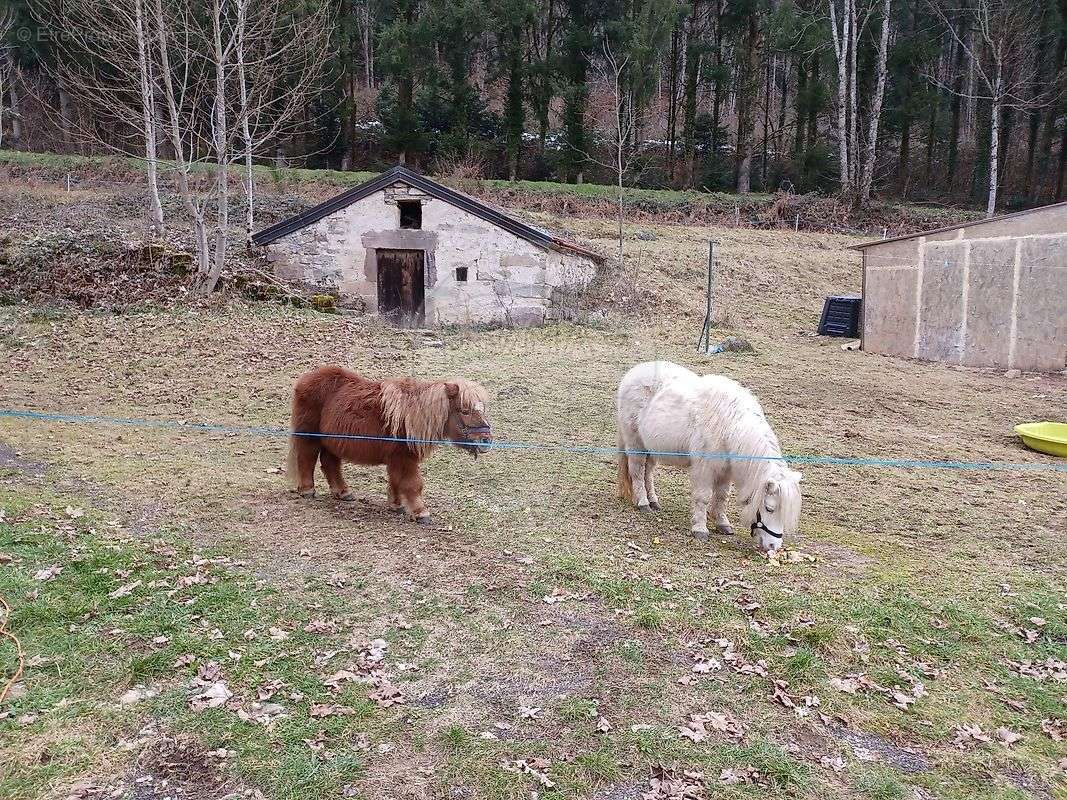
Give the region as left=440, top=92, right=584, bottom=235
left=818, top=295, right=862, bottom=337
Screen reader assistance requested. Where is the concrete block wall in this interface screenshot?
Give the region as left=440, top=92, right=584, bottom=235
left=261, top=186, right=598, bottom=327
left=861, top=204, right=1067, bottom=372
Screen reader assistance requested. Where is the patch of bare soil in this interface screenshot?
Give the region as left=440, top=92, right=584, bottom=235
left=0, top=443, right=47, bottom=477
left=829, top=726, right=930, bottom=774
left=125, top=730, right=239, bottom=800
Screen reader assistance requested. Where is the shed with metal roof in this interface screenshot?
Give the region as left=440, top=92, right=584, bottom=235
left=252, top=166, right=602, bottom=327
left=853, top=202, right=1067, bottom=372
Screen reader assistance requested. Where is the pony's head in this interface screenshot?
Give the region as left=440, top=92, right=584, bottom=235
left=381, top=378, right=491, bottom=458
left=442, top=381, right=492, bottom=458
left=740, top=468, right=803, bottom=553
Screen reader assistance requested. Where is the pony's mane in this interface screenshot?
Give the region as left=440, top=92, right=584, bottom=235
left=380, top=377, right=488, bottom=457
left=695, top=375, right=795, bottom=502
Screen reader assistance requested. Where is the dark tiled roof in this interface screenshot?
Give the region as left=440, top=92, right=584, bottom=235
left=251, top=165, right=603, bottom=262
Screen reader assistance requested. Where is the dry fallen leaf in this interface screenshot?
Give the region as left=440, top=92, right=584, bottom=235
left=891, top=691, right=915, bottom=711
left=953, top=723, right=992, bottom=747
left=519, top=705, right=542, bottom=720
left=501, top=758, right=556, bottom=788
left=118, top=686, right=158, bottom=705
left=692, top=657, right=721, bottom=674
left=189, top=681, right=232, bottom=711
left=309, top=704, right=356, bottom=718
left=829, top=676, right=859, bottom=694
left=323, top=669, right=361, bottom=692
left=995, top=727, right=1023, bottom=747
left=33, top=564, right=63, bottom=582
left=719, top=766, right=761, bottom=786
left=1040, top=718, right=1064, bottom=741
left=596, top=716, right=612, bottom=733
left=368, top=680, right=405, bottom=708
left=65, top=506, right=84, bottom=518
left=108, top=580, right=142, bottom=599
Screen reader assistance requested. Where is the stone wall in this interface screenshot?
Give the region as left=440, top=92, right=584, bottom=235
left=861, top=204, right=1067, bottom=372
left=261, top=185, right=598, bottom=327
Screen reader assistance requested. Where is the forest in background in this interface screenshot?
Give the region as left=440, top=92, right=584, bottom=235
left=0, top=0, right=1065, bottom=217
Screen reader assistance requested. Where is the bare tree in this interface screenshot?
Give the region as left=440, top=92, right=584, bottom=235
left=828, top=0, right=893, bottom=205
left=599, top=38, right=635, bottom=266
left=232, top=0, right=332, bottom=238
left=0, top=6, right=15, bottom=150
left=927, top=0, right=1054, bottom=215
left=32, top=0, right=329, bottom=288
left=29, top=0, right=166, bottom=233
left=150, top=0, right=331, bottom=291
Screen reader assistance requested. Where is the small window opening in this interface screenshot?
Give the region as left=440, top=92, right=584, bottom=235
left=455, top=267, right=468, bottom=282
left=398, top=200, right=422, bottom=229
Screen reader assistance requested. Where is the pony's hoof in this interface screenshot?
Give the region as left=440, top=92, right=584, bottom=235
left=335, top=491, right=356, bottom=502
left=415, top=515, right=433, bottom=526
left=297, top=489, right=315, bottom=499
left=637, top=504, right=653, bottom=513
left=388, top=505, right=404, bottom=515
left=691, top=529, right=710, bottom=541
left=715, top=524, right=735, bottom=536
left=649, top=501, right=661, bottom=511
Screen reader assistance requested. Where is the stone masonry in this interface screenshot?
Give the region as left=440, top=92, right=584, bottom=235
left=260, top=178, right=599, bottom=327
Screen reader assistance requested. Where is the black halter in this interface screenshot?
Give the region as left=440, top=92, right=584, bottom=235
left=751, top=510, right=783, bottom=540
left=458, top=421, right=491, bottom=439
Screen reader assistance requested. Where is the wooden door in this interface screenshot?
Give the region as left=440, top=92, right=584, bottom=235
left=376, top=249, right=425, bottom=326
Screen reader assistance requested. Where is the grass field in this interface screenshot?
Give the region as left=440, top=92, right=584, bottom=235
left=1, top=210, right=1065, bottom=800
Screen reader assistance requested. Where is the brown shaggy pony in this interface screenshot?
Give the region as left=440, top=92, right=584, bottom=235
left=287, top=366, right=491, bottom=524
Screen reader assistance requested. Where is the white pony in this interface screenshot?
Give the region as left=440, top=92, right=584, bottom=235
left=615, top=360, right=802, bottom=553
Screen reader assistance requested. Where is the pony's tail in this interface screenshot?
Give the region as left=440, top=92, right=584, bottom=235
left=617, top=435, right=633, bottom=501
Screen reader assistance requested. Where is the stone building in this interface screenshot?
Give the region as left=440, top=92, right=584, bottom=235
left=854, top=202, right=1067, bottom=372
left=252, top=166, right=602, bottom=327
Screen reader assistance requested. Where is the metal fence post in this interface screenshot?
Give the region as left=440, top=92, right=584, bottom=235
left=697, top=239, right=715, bottom=352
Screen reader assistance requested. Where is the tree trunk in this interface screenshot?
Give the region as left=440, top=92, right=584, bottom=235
left=987, top=97, right=1000, bottom=216
left=846, top=0, right=858, bottom=187
left=998, top=106, right=1014, bottom=202
left=236, top=0, right=255, bottom=240
left=504, top=23, right=524, bottom=182
left=807, top=56, right=819, bottom=148
left=1023, top=12, right=1048, bottom=197
left=735, top=13, right=761, bottom=194
left=777, top=54, right=789, bottom=158
left=710, top=0, right=724, bottom=168
left=858, top=0, right=891, bottom=206
left=614, top=68, right=625, bottom=265
left=794, top=57, right=807, bottom=155
left=206, top=0, right=229, bottom=293
left=152, top=0, right=208, bottom=278
left=667, top=27, right=680, bottom=180
left=924, top=102, right=936, bottom=183
left=8, top=70, right=21, bottom=145
left=761, top=53, right=772, bottom=191
left=829, top=0, right=850, bottom=193
left=947, top=18, right=965, bottom=186
left=1058, top=125, right=1067, bottom=199
left=134, top=0, right=164, bottom=236
left=56, top=74, right=73, bottom=148
left=681, top=0, right=702, bottom=187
